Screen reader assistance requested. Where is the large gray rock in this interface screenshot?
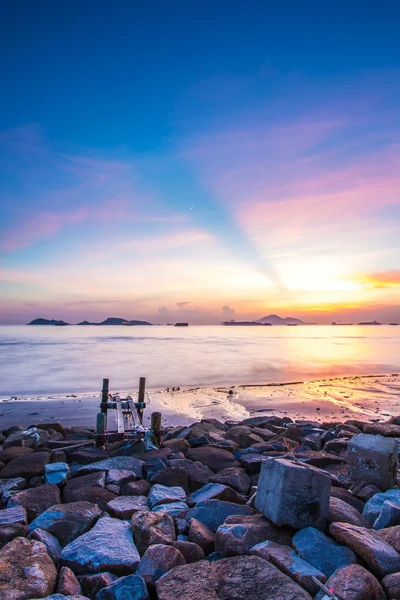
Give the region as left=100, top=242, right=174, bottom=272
left=148, top=484, right=186, bottom=508
left=188, top=518, right=215, bottom=554
left=131, top=510, right=176, bottom=555
left=106, top=469, right=137, bottom=487
left=251, top=540, right=326, bottom=596
left=292, top=526, right=356, bottom=577
left=0, top=537, right=57, bottom=598
left=330, top=522, right=400, bottom=576
left=76, top=457, right=143, bottom=478
left=348, top=433, right=398, bottom=490
left=186, top=499, right=256, bottom=532
left=0, top=523, right=29, bottom=549
left=94, top=574, right=149, bottom=600
left=156, top=555, right=313, bottom=599
left=60, top=517, right=140, bottom=576
left=136, top=544, right=185, bottom=586
left=29, top=501, right=102, bottom=546
left=255, top=458, right=331, bottom=530
left=363, top=489, right=400, bottom=527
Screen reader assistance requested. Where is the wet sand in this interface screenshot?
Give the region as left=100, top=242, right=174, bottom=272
left=1, top=373, right=399, bottom=430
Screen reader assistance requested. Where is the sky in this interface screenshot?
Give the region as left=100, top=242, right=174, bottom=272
left=0, top=1, right=399, bottom=325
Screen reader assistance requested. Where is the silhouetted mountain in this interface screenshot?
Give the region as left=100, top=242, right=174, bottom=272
left=257, top=314, right=305, bottom=325
left=358, top=320, right=381, bottom=325
left=28, top=318, right=69, bottom=326
left=77, top=317, right=153, bottom=325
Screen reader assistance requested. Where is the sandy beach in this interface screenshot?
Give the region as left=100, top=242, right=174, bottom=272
left=1, top=373, right=399, bottom=430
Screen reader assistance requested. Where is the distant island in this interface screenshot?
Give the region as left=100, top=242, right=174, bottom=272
left=28, top=317, right=153, bottom=326
left=223, top=314, right=313, bottom=326
left=358, top=320, right=381, bottom=326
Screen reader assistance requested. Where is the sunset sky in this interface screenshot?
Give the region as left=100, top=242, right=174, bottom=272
left=0, top=1, right=399, bottom=324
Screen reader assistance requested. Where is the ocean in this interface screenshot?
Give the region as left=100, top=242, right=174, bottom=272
left=0, top=324, right=399, bottom=398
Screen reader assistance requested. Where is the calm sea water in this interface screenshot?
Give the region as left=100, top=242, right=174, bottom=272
left=0, top=325, right=399, bottom=397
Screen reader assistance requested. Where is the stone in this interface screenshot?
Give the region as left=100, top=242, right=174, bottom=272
left=63, top=471, right=106, bottom=496
left=60, top=517, right=140, bottom=576
left=28, top=527, right=63, bottom=563
left=0, top=537, right=57, bottom=598
left=255, top=458, right=331, bottom=530
left=149, top=484, right=186, bottom=508
left=0, top=523, right=29, bottom=549
left=0, top=451, right=50, bottom=479
left=168, top=459, right=213, bottom=490
left=251, top=540, right=326, bottom=596
left=106, top=469, right=137, bottom=487
left=188, top=482, right=247, bottom=507
left=382, top=572, right=400, bottom=600
left=315, top=564, right=386, bottom=600
left=172, top=540, right=205, bottom=563
left=330, top=522, right=400, bottom=576
left=76, top=456, right=144, bottom=478
left=292, top=526, right=356, bottom=577
left=0, top=505, right=27, bottom=526
left=348, top=433, right=398, bottom=490
left=294, top=450, right=347, bottom=468
left=363, top=422, right=400, bottom=436
left=120, top=479, right=151, bottom=496
left=151, top=467, right=190, bottom=493
left=239, top=454, right=269, bottom=474
left=57, top=566, right=82, bottom=596
left=152, top=501, right=189, bottom=518
left=131, top=510, right=176, bottom=555
left=210, top=467, right=250, bottom=494
left=363, top=489, right=400, bottom=527
left=330, top=486, right=365, bottom=512
left=302, top=433, right=322, bottom=451
left=64, top=486, right=117, bottom=511
left=0, top=477, right=26, bottom=499
left=156, top=554, right=313, bottom=600
left=45, top=462, right=70, bottom=486
left=29, top=501, right=102, bottom=546
left=225, top=425, right=264, bottom=448
left=94, top=574, right=149, bottom=600
left=136, top=544, right=185, bottom=586
left=377, top=525, right=400, bottom=552
left=215, top=514, right=292, bottom=556
left=328, top=497, right=371, bottom=527
left=107, top=495, right=148, bottom=519
left=188, top=518, right=215, bottom=554
left=79, top=572, right=117, bottom=598
left=186, top=447, right=239, bottom=472
left=186, top=499, right=256, bottom=532
left=374, top=499, right=400, bottom=529
left=0, top=446, right=34, bottom=464
left=8, top=483, right=61, bottom=521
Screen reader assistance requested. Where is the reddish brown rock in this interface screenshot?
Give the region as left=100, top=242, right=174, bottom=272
left=0, top=523, right=29, bottom=549
left=328, top=497, right=371, bottom=528
left=215, top=514, right=293, bottom=556
left=330, top=487, right=365, bottom=512
left=151, top=467, right=190, bottom=493
left=172, top=540, right=205, bottom=563
left=382, top=572, right=400, bottom=599
left=78, top=572, right=118, bottom=598
left=317, top=564, right=386, bottom=600
left=120, top=479, right=151, bottom=496
left=186, top=447, right=239, bottom=472
left=0, top=446, right=34, bottom=464
left=7, top=484, right=61, bottom=522
left=167, top=458, right=214, bottom=491
left=57, top=566, right=82, bottom=596
left=0, top=537, right=57, bottom=598
left=0, top=451, right=50, bottom=479
left=377, top=525, right=400, bottom=552
left=188, top=518, right=215, bottom=555
left=63, top=485, right=117, bottom=511
left=131, top=510, right=176, bottom=555
left=137, top=544, right=185, bottom=586
left=210, top=467, right=251, bottom=494
left=329, top=522, right=400, bottom=576
left=163, top=439, right=190, bottom=452
left=363, top=422, right=400, bottom=436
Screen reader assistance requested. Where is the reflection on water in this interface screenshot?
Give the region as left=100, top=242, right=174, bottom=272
left=0, top=325, right=399, bottom=396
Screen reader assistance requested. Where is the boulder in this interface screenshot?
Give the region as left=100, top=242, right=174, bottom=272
left=136, top=544, right=185, bottom=586
left=60, top=517, right=140, bottom=576
left=167, top=459, right=213, bottom=490
left=188, top=518, right=215, bottom=554
left=348, top=433, right=398, bottom=490
left=363, top=489, right=400, bottom=527
left=0, top=446, right=34, bottom=464
left=120, top=479, right=151, bottom=496
left=186, top=499, right=256, bottom=532
left=239, top=454, right=269, bottom=474
left=163, top=438, right=190, bottom=452
left=94, top=574, right=149, bottom=600
left=29, top=501, right=102, bottom=546
left=0, top=451, right=50, bottom=479
left=255, top=458, right=331, bottom=530
left=292, top=526, right=356, bottom=577
left=78, top=572, right=117, bottom=598
left=131, top=510, right=176, bottom=555
left=186, top=447, right=239, bottom=472
left=315, top=564, right=386, bottom=600
left=377, top=525, right=400, bottom=552
left=210, top=467, right=250, bottom=494
left=188, top=482, right=247, bottom=507
left=151, top=467, right=190, bottom=493
left=57, top=566, right=82, bottom=596
left=172, top=540, right=205, bottom=563
left=156, top=555, right=313, bottom=600
left=152, top=501, right=189, bottom=518
left=45, top=462, right=70, bottom=486
left=0, top=505, right=27, bottom=526
left=328, top=497, right=371, bottom=527
left=215, top=514, right=292, bottom=556
left=107, top=495, right=148, bottom=519
left=148, top=484, right=186, bottom=508
left=363, top=422, right=400, bottom=436
left=28, top=527, right=63, bottom=563
left=0, top=523, right=29, bottom=549
left=225, top=425, right=264, bottom=448
left=0, top=537, right=57, bottom=598
left=8, top=483, right=61, bottom=521
left=382, top=572, right=400, bottom=600
left=329, top=522, right=400, bottom=576
left=76, top=457, right=144, bottom=478
left=63, top=472, right=106, bottom=499
left=64, top=486, right=117, bottom=511
left=251, top=540, right=326, bottom=596
left=330, top=486, right=365, bottom=512
left=105, top=469, right=137, bottom=487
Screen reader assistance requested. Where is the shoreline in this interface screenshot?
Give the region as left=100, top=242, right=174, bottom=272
left=1, top=373, right=399, bottom=430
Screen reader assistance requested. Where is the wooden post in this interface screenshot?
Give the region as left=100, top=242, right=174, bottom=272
left=151, top=411, right=162, bottom=445
left=100, top=378, right=109, bottom=428
left=137, top=377, right=146, bottom=424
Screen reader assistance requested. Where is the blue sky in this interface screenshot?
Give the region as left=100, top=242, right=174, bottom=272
left=0, top=1, right=399, bottom=324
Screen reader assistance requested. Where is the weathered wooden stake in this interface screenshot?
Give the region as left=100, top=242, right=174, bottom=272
left=151, top=411, right=162, bottom=444
left=138, top=377, right=146, bottom=403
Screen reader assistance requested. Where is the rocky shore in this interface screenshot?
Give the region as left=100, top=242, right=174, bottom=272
left=1, top=414, right=400, bottom=599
